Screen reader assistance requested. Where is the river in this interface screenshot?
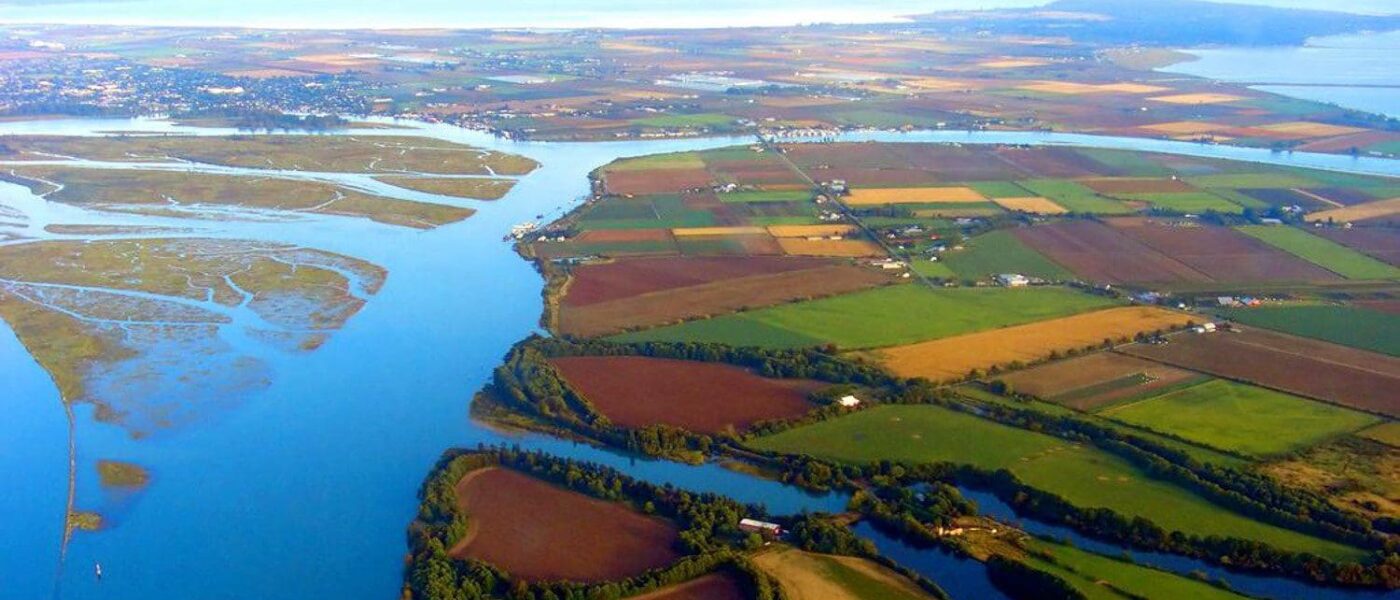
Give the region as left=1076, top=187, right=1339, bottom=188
left=1, top=118, right=1398, bottom=599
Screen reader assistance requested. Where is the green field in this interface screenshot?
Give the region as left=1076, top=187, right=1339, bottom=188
left=1022, top=539, right=1248, bottom=600
left=605, top=151, right=705, bottom=171
left=1221, top=305, right=1400, bottom=356
left=610, top=285, right=1118, bottom=349
left=750, top=405, right=1366, bottom=560
left=1017, top=179, right=1133, bottom=214
left=719, top=190, right=812, bottom=203
left=1120, top=192, right=1243, bottom=214
left=1357, top=422, right=1400, bottom=447
left=1100, top=380, right=1379, bottom=457
left=1185, top=173, right=1319, bottom=189
left=940, top=230, right=1074, bottom=281
left=1075, top=148, right=1174, bottom=177
left=577, top=195, right=715, bottom=229
left=963, top=180, right=1031, bottom=198
left=1237, top=226, right=1400, bottom=280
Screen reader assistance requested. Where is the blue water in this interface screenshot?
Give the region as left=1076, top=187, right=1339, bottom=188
left=1164, top=30, right=1400, bottom=118
left=853, top=521, right=1011, bottom=600
left=3, top=118, right=1400, bottom=599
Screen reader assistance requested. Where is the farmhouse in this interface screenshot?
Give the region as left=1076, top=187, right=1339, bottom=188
left=739, top=518, right=783, bottom=537
left=995, top=273, right=1030, bottom=287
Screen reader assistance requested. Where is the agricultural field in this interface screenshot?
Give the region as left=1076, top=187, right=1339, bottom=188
left=998, top=353, right=1205, bottom=411
left=1098, top=379, right=1380, bottom=457
left=548, top=356, right=822, bottom=433
left=450, top=467, right=681, bottom=582
left=1120, top=328, right=1400, bottom=417
left=633, top=572, right=749, bottom=600
left=936, top=229, right=1075, bottom=281
left=610, top=285, right=1119, bottom=350
left=752, top=548, right=935, bottom=600
left=750, top=405, right=1366, bottom=560
left=1219, top=305, right=1400, bottom=356
left=1313, top=227, right=1400, bottom=266
left=1359, top=422, right=1400, bottom=447
left=1236, top=226, right=1400, bottom=280
left=876, top=306, right=1194, bottom=382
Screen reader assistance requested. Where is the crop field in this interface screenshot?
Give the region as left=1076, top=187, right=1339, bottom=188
left=1117, top=191, right=1243, bottom=213
left=990, top=196, right=1067, bottom=215
left=845, top=187, right=986, bottom=205
left=877, top=306, right=1194, bottom=381
left=938, top=229, right=1075, bottom=281
left=1307, top=198, right=1400, bottom=224
left=750, top=405, right=1366, bottom=559
left=998, top=353, right=1204, bottom=411
left=450, top=467, right=681, bottom=582
left=610, top=285, right=1118, bottom=350
left=1220, top=305, right=1399, bottom=356
left=604, top=168, right=714, bottom=195
left=549, top=356, right=820, bottom=433
left=1236, top=226, right=1400, bottom=279
left=1099, top=379, right=1380, bottom=457
left=1359, top=422, right=1400, bottom=447
left=752, top=548, right=934, bottom=600
left=775, top=238, right=885, bottom=257
left=1111, top=219, right=1340, bottom=282
left=1014, top=221, right=1208, bottom=284
left=562, top=256, right=835, bottom=306
left=1314, top=227, right=1400, bottom=265
left=634, top=572, right=748, bottom=600
left=1120, top=328, right=1400, bottom=417
left=1079, top=178, right=1196, bottom=194
left=1016, top=179, right=1133, bottom=214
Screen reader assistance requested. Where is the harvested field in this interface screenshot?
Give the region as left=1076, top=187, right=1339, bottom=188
left=1111, top=220, right=1341, bottom=282
left=991, top=196, right=1066, bottom=215
left=1120, top=328, right=1400, bottom=418
left=845, top=187, right=985, bottom=205
left=450, top=467, right=681, bottom=582
left=549, top=356, right=820, bottom=433
left=776, top=238, right=885, bottom=257
left=1013, top=221, right=1209, bottom=284
left=1142, top=121, right=1232, bottom=136
left=1313, top=227, right=1400, bottom=265
left=563, top=256, right=833, bottom=306
left=1079, top=178, right=1196, bottom=194
left=877, top=307, right=1194, bottom=382
left=999, top=353, right=1202, bottom=411
left=753, top=548, right=934, bottom=600
left=767, top=224, right=857, bottom=238
left=1308, top=198, right=1400, bottom=224
left=604, top=168, right=713, bottom=195
left=672, top=226, right=767, bottom=236
left=573, top=228, right=674, bottom=244
left=559, top=264, right=890, bottom=337
left=1258, top=122, right=1368, bottom=138
left=1148, top=93, right=1246, bottom=105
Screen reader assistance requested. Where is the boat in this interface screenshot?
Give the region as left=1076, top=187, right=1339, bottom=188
left=95, top=562, right=102, bottom=580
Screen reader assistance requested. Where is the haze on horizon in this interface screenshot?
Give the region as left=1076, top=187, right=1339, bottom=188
left=0, top=0, right=1395, bottom=30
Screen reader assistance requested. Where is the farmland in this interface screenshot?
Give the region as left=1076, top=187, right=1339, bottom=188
left=876, top=306, right=1194, bottom=382
left=1236, top=226, right=1400, bottom=280
left=450, top=467, right=681, bottom=582
left=1098, top=379, right=1380, bottom=457
left=750, top=405, right=1366, bottom=560
left=610, top=285, right=1119, bottom=350
left=937, top=230, right=1074, bottom=281
left=998, top=353, right=1205, bottom=411
left=1120, top=328, right=1400, bottom=417
left=633, top=572, right=748, bottom=600
left=1020, top=539, right=1248, bottom=600
left=1220, top=305, right=1400, bottom=356
left=548, top=356, right=821, bottom=433
left=752, top=548, right=935, bottom=600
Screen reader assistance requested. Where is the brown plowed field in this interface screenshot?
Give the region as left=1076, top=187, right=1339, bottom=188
left=1313, top=228, right=1400, bottom=266
left=605, top=168, right=712, bottom=195
left=549, top=356, right=821, bottom=432
left=1306, top=187, right=1380, bottom=207
left=1013, top=221, right=1210, bottom=284
left=1120, top=329, right=1400, bottom=417
left=999, top=352, right=1201, bottom=411
left=559, top=264, right=891, bottom=337
left=1112, top=220, right=1343, bottom=282
left=876, top=307, right=1194, bottom=382
left=451, top=467, right=681, bottom=582
left=564, top=256, right=834, bottom=306
left=993, top=147, right=1103, bottom=178
left=630, top=572, right=748, bottom=600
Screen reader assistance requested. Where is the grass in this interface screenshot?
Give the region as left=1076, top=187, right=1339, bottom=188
left=1021, top=539, right=1247, bottom=600
left=963, top=181, right=1031, bottom=198
left=753, top=548, right=933, bottom=600
left=1100, top=380, right=1380, bottom=457
left=1185, top=173, right=1319, bottom=189
left=940, top=230, right=1074, bottom=281
left=1075, top=148, right=1173, bottom=177
left=1017, top=180, right=1132, bottom=214
left=1357, top=422, right=1400, bottom=447
left=606, top=152, right=706, bottom=171
left=751, top=404, right=1367, bottom=560
left=1221, top=305, right=1400, bottom=356
left=610, top=285, right=1118, bottom=350
left=719, top=190, right=812, bottom=203
left=1236, top=226, right=1400, bottom=280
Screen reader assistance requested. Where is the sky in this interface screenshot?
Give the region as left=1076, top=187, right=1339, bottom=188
left=0, top=0, right=1394, bottom=30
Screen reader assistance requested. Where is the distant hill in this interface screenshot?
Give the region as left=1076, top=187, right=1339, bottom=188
left=909, top=0, right=1400, bottom=46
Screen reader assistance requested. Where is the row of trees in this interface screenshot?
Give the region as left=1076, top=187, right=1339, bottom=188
left=404, top=446, right=784, bottom=600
